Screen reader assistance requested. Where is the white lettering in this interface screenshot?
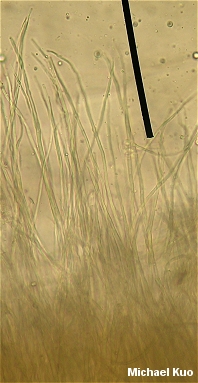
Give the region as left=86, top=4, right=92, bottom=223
left=128, top=368, right=137, bottom=377
left=160, top=370, right=166, bottom=376
left=173, top=368, right=193, bottom=377
left=128, top=367, right=173, bottom=377
left=173, top=368, right=179, bottom=376
left=146, top=368, right=154, bottom=376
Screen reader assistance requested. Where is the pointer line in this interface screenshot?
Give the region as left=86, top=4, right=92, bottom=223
left=121, top=0, right=154, bottom=138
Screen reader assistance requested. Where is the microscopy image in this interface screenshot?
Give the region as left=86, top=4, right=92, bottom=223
left=1, top=1, right=197, bottom=382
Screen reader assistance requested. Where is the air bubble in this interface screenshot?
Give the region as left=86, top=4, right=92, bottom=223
left=167, top=21, right=173, bottom=27
left=34, top=66, right=38, bottom=71
left=58, top=61, right=63, bottom=66
left=94, top=50, right=101, bottom=59
left=125, top=51, right=129, bottom=56
left=160, top=58, right=166, bottom=64
left=192, top=52, right=198, bottom=60
left=133, top=21, right=138, bottom=27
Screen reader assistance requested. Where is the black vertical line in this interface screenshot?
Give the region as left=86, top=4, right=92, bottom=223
left=121, top=0, right=154, bottom=138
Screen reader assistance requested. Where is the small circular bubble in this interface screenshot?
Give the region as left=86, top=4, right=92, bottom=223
left=94, top=50, right=101, bottom=59
left=0, top=54, right=6, bottom=63
left=192, top=52, right=198, bottom=60
left=58, top=61, right=63, bottom=66
left=31, top=281, right=37, bottom=287
left=133, top=21, right=138, bottom=27
left=125, top=51, right=129, bottom=56
left=167, top=20, right=174, bottom=27
left=160, top=58, right=166, bottom=64
left=34, top=66, right=38, bottom=71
